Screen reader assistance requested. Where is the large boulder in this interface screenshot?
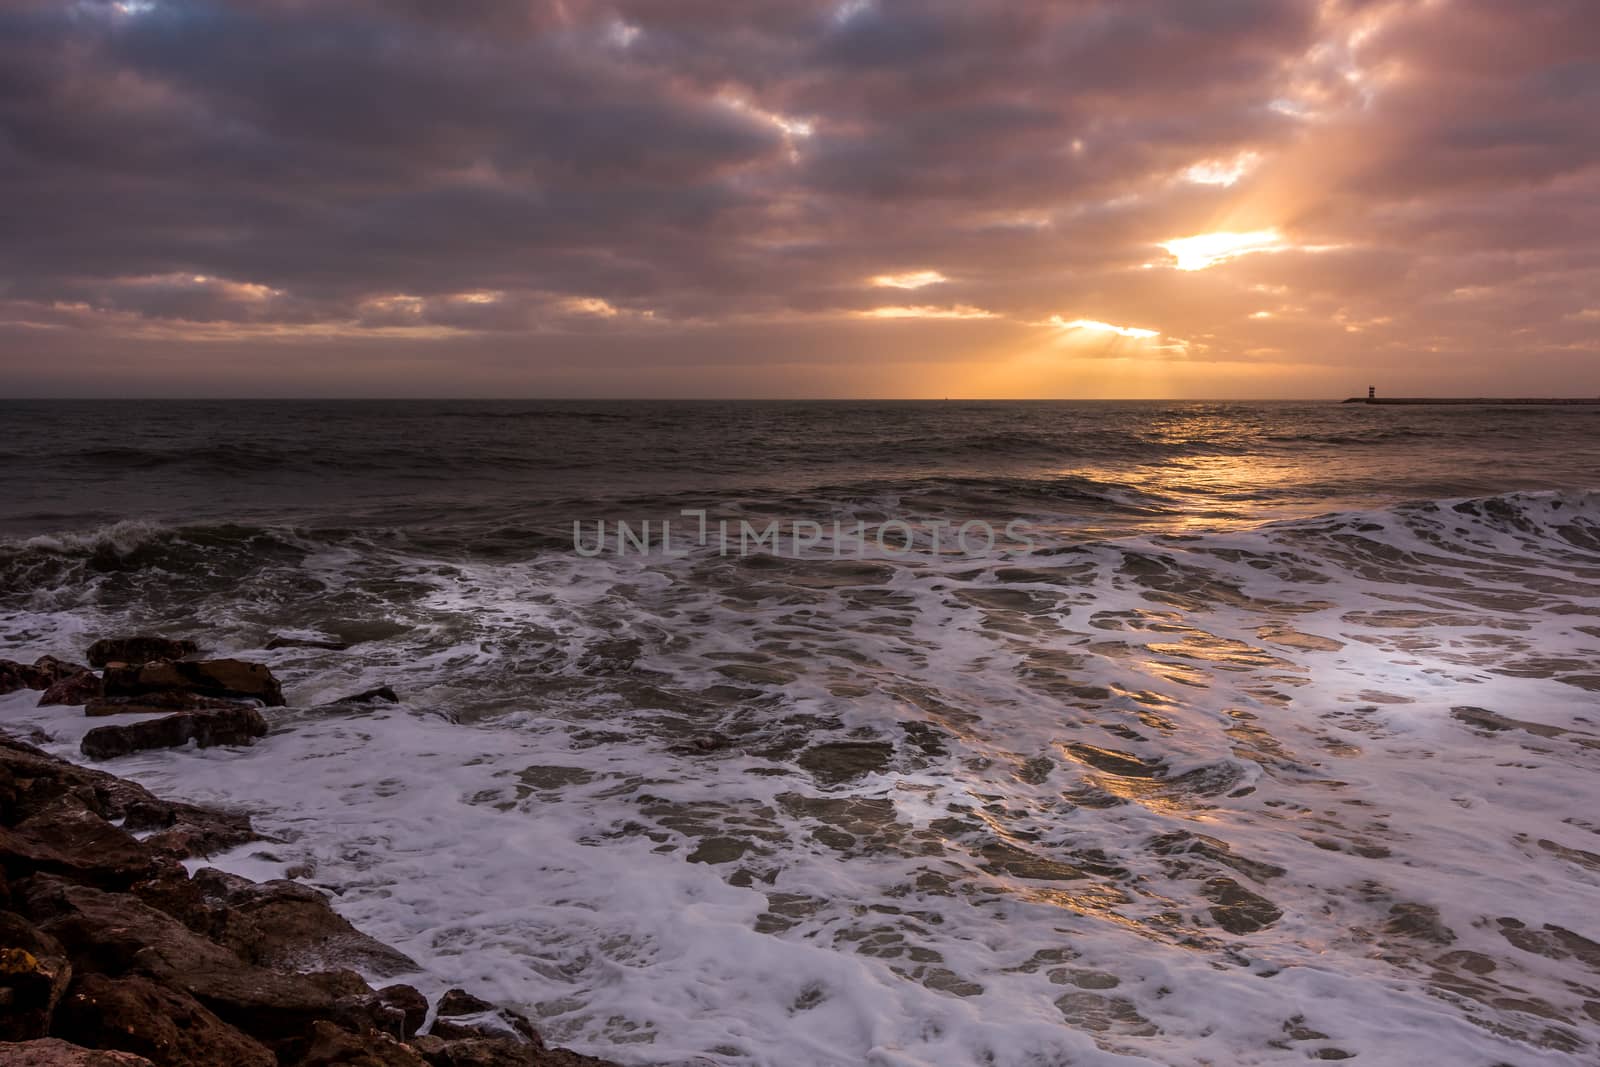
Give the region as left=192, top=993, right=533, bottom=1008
left=0, top=737, right=255, bottom=861
left=80, top=707, right=269, bottom=761
left=38, top=674, right=104, bottom=709
left=2, top=657, right=88, bottom=695
left=0, top=660, right=37, bottom=695
left=53, top=973, right=276, bottom=1067
left=0, top=1038, right=155, bottom=1065
left=289, top=1020, right=431, bottom=1067
left=0, top=798, right=154, bottom=888
left=101, top=660, right=285, bottom=707
left=0, top=912, right=72, bottom=1040
left=188, top=868, right=419, bottom=978
left=85, top=638, right=199, bottom=669
left=84, top=693, right=252, bottom=718
left=22, top=878, right=368, bottom=1041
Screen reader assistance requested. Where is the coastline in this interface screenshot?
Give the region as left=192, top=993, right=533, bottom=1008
left=0, top=642, right=625, bottom=1067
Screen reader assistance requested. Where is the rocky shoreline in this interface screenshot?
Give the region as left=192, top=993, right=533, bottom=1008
left=0, top=639, right=623, bottom=1067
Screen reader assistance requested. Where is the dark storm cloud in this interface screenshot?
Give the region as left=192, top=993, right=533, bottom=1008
left=0, top=0, right=1596, bottom=396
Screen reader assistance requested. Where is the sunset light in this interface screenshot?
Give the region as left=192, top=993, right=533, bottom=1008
left=1160, top=229, right=1287, bottom=271
left=3, top=4, right=1598, bottom=1067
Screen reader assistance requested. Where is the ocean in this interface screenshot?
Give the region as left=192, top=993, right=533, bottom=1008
left=3, top=399, right=1599, bottom=1065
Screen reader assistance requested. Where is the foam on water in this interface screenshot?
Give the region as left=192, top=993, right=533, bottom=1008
left=4, top=490, right=1600, bottom=1065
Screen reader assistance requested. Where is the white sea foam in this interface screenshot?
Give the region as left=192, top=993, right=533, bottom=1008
left=4, top=490, right=1599, bottom=1065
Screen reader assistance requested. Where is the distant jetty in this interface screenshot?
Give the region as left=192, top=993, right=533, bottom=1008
left=1343, top=396, right=1600, bottom=405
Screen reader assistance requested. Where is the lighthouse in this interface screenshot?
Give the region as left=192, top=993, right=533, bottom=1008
left=1368, top=386, right=1375, bottom=400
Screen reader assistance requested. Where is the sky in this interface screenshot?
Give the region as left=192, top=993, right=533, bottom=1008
left=1, top=0, right=1597, bottom=398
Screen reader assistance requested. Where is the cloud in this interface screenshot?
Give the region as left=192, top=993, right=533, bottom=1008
left=0, top=0, right=1596, bottom=396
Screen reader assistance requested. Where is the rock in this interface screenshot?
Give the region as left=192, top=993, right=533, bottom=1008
left=32, top=657, right=93, bottom=687
left=376, top=984, right=429, bottom=1040
left=427, top=989, right=541, bottom=1046
left=38, top=674, right=104, bottom=708
left=337, top=686, right=400, bottom=705
left=266, top=636, right=351, bottom=652
left=0, top=1038, right=156, bottom=1066
left=84, top=693, right=253, bottom=718
left=23, top=878, right=370, bottom=1040
left=437, top=989, right=498, bottom=1018
left=288, top=1020, right=431, bottom=1067
left=80, top=707, right=269, bottom=761
left=85, top=638, right=199, bottom=669
left=0, top=912, right=72, bottom=1040
left=54, top=973, right=276, bottom=1067
left=101, top=660, right=285, bottom=707
left=1, top=661, right=46, bottom=693
left=0, top=797, right=154, bottom=888
left=0, top=660, right=37, bottom=695
left=188, top=868, right=419, bottom=978
left=0, top=737, right=255, bottom=861
left=411, top=1035, right=621, bottom=1067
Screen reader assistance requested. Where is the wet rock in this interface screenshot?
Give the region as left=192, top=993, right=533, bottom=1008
left=285, top=1020, right=431, bottom=1067
left=85, top=692, right=254, bottom=718
left=412, top=1033, right=609, bottom=1066
left=426, top=989, right=546, bottom=1048
left=38, top=673, right=104, bottom=708
left=0, top=912, right=72, bottom=1040
left=4, top=659, right=86, bottom=696
left=0, top=798, right=154, bottom=888
left=0, top=737, right=254, bottom=860
left=101, top=659, right=285, bottom=707
left=336, top=686, right=400, bottom=705
left=85, top=638, right=198, bottom=669
left=33, top=657, right=94, bottom=688
left=265, top=636, right=351, bottom=652
left=0, top=1038, right=156, bottom=1066
left=376, top=984, right=429, bottom=1039
left=189, top=868, right=419, bottom=977
left=80, top=706, right=269, bottom=761
left=796, top=741, right=893, bottom=785
left=24, top=879, right=362, bottom=1040
left=0, top=660, right=39, bottom=695
left=438, top=989, right=498, bottom=1017
left=54, top=972, right=276, bottom=1067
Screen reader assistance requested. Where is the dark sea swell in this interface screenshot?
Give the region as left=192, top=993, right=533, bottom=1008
left=3, top=401, right=1600, bottom=1066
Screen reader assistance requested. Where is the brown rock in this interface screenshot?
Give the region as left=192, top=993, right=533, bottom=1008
left=85, top=638, right=199, bottom=669
left=25, top=879, right=365, bottom=1040
left=289, top=1020, right=430, bottom=1067
left=80, top=707, right=269, bottom=761
left=101, top=659, right=285, bottom=706
left=0, top=660, right=39, bottom=695
left=84, top=692, right=253, bottom=717
left=337, top=686, right=401, bottom=704
left=38, top=674, right=104, bottom=708
left=0, top=736, right=254, bottom=861
left=0, top=913, right=72, bottom=1040
left=411, top=1035, right=621, bottom=1067
left=0, top=797, right=154, bottom=888
left=1, top=657, right=87, bottom=694
left=189, top=868, right=419, bottom=977
left=375, top=984, right=429, bottom=1040
left=438, top=988, right=498, bottom=1018
left=0, top=1038, right=156, bottom=1066
left=32, top=657, right=93, bottom=687
left=53, top=973, right=276, bottom=1067
left=265, top=636, right=351, bottom=652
